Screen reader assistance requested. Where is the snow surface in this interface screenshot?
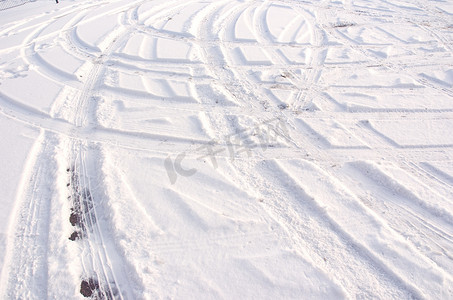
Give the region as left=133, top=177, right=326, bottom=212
left=0, top=0, right=453, bottom=299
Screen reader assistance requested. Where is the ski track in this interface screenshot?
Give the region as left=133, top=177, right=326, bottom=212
left=0, top=0, right=453, bottom=298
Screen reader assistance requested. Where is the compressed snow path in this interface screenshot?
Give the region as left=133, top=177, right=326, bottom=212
left=0, top=0, right=452, bottom=298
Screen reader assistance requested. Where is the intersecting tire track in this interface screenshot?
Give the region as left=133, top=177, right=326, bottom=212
left=60, top=4, right=146, bottom=298
left=1, top=0, right=453, bottom=298
left=1, top=2, right=144, bottom=298
left=175, top=0, right=453, bottom=298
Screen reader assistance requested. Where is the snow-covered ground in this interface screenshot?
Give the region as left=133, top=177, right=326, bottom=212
left=0, top=0, right=453, bottom=298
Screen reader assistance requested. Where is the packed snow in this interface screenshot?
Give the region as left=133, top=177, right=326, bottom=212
left=0, top=0, right=452, bottom=298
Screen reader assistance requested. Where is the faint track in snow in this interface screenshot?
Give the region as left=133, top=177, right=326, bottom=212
left=317, top=4, right=453, bottom=99
left=279, top=2, right=327, bottom=111
left=0, top=132, right=56, bottom=299
left=228, top=158, right=421, bottom=299
left=335, top=161, right=453, bottom=284
left=274, top=159, right=453, bottom=299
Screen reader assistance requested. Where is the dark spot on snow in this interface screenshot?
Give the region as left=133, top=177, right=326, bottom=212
left=80, top=278, right=99, bottom=297
left=67, top=165, right=96, bottom=240
left=278, top=103, right=289, bottom=110
left=332, top=22, right=355, bottom=28
left=69, top=231, right=80, bottom=241
left=80, top=277, right=117, bottom=299
left=69, top=212, right=81, bottom=227
left=70, top=188, right=95, bottom=231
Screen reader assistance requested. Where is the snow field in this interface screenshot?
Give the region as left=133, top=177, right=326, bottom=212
left=0, top=0, right=452, bottom=298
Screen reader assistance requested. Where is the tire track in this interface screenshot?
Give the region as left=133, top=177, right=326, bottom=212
left=0, top=132, right=57, bottom=299
left=317, top=5, right=453, bottom=98
left=226, top=158, right=421, bottom=299
left=1, top=1, right=146, bottom=297
left=67, top=141, right=128, bottom=299
left=187, top=1, right=453, bottom=298
left=336, top=161, right=453, bottom=281
left=1, top=1, right=453, bottom=298
left=59, top=4, right=146, bottom=298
